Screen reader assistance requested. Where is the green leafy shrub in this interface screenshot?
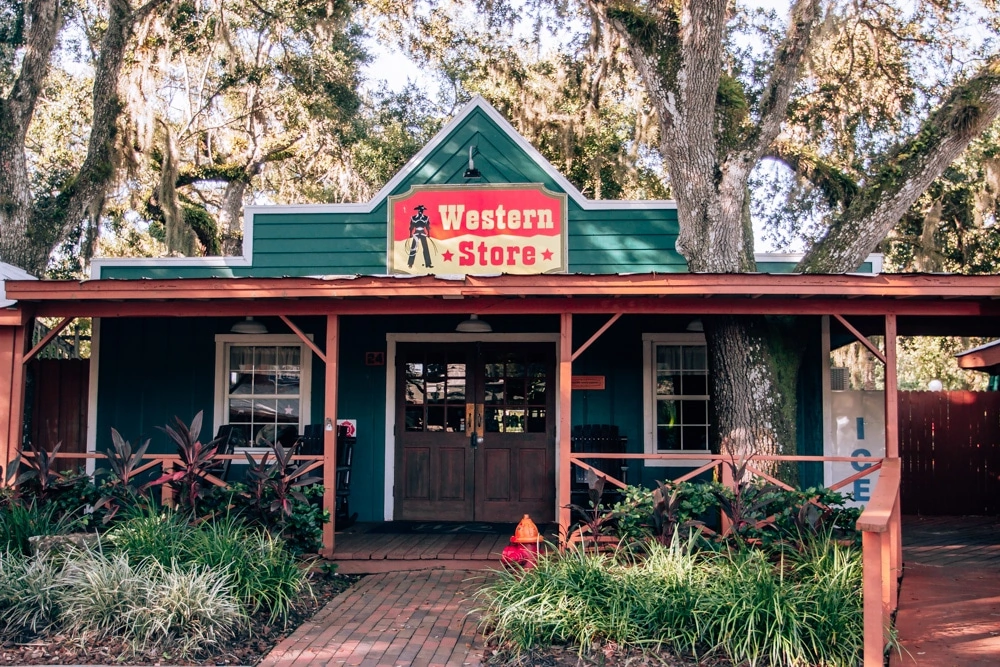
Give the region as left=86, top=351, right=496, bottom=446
left=0, top=552, right=64, bottom=636
left=105, top=502, right=194, bottom=565
left=478, top=535, right=863, bottom=666
left=203, top=482, right=329, bottom=555
left=183, top=515, right=309, bottom=623
left=58, top=550, right=243, bottom=657
left=0, top=500, right=80, bottom=556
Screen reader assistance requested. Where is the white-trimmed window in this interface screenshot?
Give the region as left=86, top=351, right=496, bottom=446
left=214, top=334, right=312, bottom=450
left=642, top=334, right=709, bottom=462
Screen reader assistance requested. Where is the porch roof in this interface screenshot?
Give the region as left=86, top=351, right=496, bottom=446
left=4, top=273, right=1000, bottom=326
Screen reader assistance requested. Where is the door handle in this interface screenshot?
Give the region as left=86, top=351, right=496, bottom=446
left=467, top=402, right=484, bottom=448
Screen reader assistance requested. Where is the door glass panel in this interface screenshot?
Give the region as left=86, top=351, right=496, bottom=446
left=425, top=381, right=446, bottom=404
left=527, top=408, right=546, bottom=433
left=485, top=407, right=502, bottom=432
left=447, top=378, right=466, bottom=402
left=485, top=379, right=504, bottom=404
left=446, top=406, right=464, bottom=432
left=426, top=406, right=446, bottom=431
left=485, top=363, right=504, bottom=378
left=506, top=361, right=525, bottom=378
left=505, top=378, right=526, bottom=403
left=503, top=409, right=526, bottom=433
left=405, top=406, right=424, bottom=431
left=405, top=362, right=423, bottom=380
left=447, top=363, right=465, bottom=377
left=405, top=381, right=424, bottom=404
left=527, top=379, right=547, bottom=404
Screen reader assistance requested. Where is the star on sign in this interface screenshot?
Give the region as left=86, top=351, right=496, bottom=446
left=542, top=249, right=554, bottom=261
left=442, top=250, right=454, bottom=262
left=283, top=405, right=295, bottom=415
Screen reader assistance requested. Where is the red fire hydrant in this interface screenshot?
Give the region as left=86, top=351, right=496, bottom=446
left=500, top=514, right=541, bottom=569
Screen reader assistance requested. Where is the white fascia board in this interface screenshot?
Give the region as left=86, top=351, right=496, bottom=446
left=753, top=252, right=884, bottom=275
left=90, top=210, right=255, bottom=279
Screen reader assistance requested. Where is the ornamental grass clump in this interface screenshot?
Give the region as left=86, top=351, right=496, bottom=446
left=182, top=514, right=309, bottom=623
left=478, top=533, right=863, bottom=667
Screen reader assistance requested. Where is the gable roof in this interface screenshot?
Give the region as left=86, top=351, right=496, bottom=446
left=0, top=262, right=36, bottom=308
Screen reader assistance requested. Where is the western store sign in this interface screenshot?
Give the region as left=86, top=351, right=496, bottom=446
left=388, top=184, right=567, bottom=275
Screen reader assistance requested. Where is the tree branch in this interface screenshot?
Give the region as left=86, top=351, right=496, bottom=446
left=51, top=0, right=171, bottom=254
left=798, top=58, right=1000, bottom=273
left=766, top=138, right=859, bottom=210
left=6, top=0, right=62, bottom=136
left=742, top=0, right=821, bottom=162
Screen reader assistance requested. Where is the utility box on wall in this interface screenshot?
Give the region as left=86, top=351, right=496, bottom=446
left=825, top=390, right=885, bottom=509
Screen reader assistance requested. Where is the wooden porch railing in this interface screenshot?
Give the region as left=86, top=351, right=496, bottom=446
left=10, top=451, right=326, bottom=508
left=565, top=452, right=901, bottom=666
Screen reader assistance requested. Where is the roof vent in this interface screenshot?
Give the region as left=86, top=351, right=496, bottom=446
left=830, top=367, right=849, bottom=391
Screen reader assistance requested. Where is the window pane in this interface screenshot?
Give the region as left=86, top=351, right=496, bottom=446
left=683, top=346, right=707, bottom=372
left=527, top=408, right=546, bottom=432
left=426, top=406, right=445, bottom=431
left=527, top=362, right=546, bottom=378
left=527, top=379, right=547, bottom=404
left=447, top=378, right=466, bottom=402
left=485, top=407, right=502, bottom=432
left=406, top=362, right=424, bottom=380
left=682, top=374, right=707, bottom=396
left=447, top=363, right=465, bottom=378
left=656, top=345, right=681, bottom=372
left=275, top=371, right=300, bottom=395
left=253, top=370, right=277, bottom=394
left=252, top=398, right=278, bottom=422
left=506, top=361, right=525, bottom=378
left=425, top=381, right=446, bottom=404
left=682, top=425, right=708, bottom=451
left=406, top=380, right=425, bottom=405
left=657, top=426, right=680, bottom=451
left=276, top=399, right=299, bottom=423
left=505, top=378, right=526, bottom=404
left=485, top=379, right=504, bottom=405
left=230, top=371, right=252, bottom=394
left=485, top=363, right=504, bottom=379
left=504, top=409, right=525, bottom=433
left=405, top=406, right=424, bottom=431
left=657, top=372, right=681, bottom=396
left=656, top=399, right=679, bottom=427
left=446, top=406, right=465, bottom=432
left=680, top=400, right=708, bottom=426
left=229, top=399, right=253, bottom=422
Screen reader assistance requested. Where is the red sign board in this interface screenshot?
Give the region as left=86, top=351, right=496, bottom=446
left=388, top=184, right=567, bottom=275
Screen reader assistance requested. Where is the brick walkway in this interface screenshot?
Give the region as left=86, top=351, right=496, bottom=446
left=260, top=570, right=492, bottom=667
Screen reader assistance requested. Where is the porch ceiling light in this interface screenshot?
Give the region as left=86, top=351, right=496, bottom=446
left=231, top=316, right=267, bottom=334
left=455, top=314, right=492, bottom=333
left=686, top=319, right=704, bottom=332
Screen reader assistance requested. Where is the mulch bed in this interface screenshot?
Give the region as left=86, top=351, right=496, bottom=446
left=485, top=643, right=735, bottom=666
left=0, top=572, right=361, bottom=666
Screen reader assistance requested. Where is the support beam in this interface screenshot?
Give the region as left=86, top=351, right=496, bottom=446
left=322, top=315, right=339, bottom=558
left=0, top=325, right=28, bottom=485
left=571, top=313, right=622, bottom=362
left=279, top=315, right=327, bottom=363
left=558, top=313, right=572, bottom=544
left=23, top=317, right=73, bottom=364
left=834, top=314, right=886, bottom=364
left=885, top=314, right=898, bottom=458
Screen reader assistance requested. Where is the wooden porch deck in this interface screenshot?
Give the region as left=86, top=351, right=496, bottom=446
left=331, top=523, right=555, bottom=574
left=891, top=516, right=1000, bottom=666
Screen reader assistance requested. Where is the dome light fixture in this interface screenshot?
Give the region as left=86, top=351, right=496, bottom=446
left=455, top=314, right=492, bottom=333
left=231, top=316, right=267, bottom=334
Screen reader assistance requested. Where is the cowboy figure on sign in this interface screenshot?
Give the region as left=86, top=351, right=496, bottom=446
left=407, top=204, right=434, bottom=269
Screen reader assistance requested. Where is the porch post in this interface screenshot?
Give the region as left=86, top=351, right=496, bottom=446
left=0, top=321, right=28, bottom=485
left=884, top=314, right=898, bottom=458
left=884, top=313, right=902, bottom=586
left=322, top=314, right=339, bottom=558
left=558, top=313, right=572, bottom=543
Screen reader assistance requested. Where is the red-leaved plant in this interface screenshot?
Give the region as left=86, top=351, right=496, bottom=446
left=244, top=440, right=322, bottom=519
left=145, top=411, right=220, bottom=514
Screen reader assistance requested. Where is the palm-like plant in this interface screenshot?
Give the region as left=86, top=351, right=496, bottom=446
left=145, top=412, right=221, bottom=514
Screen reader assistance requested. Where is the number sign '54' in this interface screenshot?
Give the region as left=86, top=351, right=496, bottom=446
left=388, top=184, right=567, bottom=275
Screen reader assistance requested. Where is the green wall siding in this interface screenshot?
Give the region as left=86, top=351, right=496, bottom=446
left=95, top=313, right=827, bottom=522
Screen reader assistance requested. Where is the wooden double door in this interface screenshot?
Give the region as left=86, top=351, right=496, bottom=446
left=395, top=342, right=556, bottom=522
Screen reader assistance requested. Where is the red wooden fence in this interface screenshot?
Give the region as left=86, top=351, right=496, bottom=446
left=899, top=391, right=1000, bottom=515
left=28, top=359, right=89, bottom=473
